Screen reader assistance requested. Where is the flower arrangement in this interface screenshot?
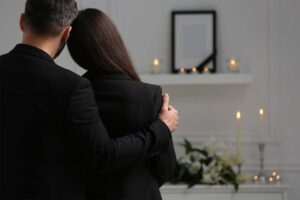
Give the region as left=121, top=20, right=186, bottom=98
left=170, top=138, right=249, bottom=191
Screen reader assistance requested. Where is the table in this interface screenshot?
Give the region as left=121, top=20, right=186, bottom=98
left=160, top=184, right=289, bottom=200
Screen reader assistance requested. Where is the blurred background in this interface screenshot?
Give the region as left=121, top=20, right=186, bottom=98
left=0, top=0, right=299, bottom=199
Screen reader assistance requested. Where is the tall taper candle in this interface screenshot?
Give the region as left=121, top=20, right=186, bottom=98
left=259, top=108, right=264, bottom=141
left=236, top=111, right=242, bottom=165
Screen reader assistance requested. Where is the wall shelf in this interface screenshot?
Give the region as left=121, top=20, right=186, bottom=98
left=140, top=74, right=253, bottom=86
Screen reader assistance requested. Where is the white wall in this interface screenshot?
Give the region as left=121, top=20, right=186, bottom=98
left=0, top=1, right=24, bottom=54
left=0, top=0, right=299, bottom=199
left=275, top=0, right=300, bottom=198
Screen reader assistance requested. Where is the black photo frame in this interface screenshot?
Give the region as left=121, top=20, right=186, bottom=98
left=172, top=11, right=217, bottom=74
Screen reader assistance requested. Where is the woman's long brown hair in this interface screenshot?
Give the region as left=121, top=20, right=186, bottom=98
left=67, top=8, right=140, bottom=81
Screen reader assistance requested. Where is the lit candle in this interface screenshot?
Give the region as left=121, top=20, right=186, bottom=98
left=268, top=176, right=274, bottom=184
left=227, top=58, right=240, bottom=73
left=202, top=67, right=210, bottom=74
left=275, top=175, right=281, bottom=184
left=236, top=111, right=242, bottom=165
left=151, top=58, right=161, bottom=74
left=253, top=175, right=259, bottom=183
left=179, top=67, right=186, bottom=74
left=191, top=67, right=198, bottom=74
left=259, top=108, right=264, bottom=142
left=272, top=171, right=277, bottom=177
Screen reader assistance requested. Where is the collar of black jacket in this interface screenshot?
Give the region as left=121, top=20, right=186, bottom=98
left=11, top=44, right=54, bottom=63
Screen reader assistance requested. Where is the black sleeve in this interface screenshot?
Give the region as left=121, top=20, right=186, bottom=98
left=150, top=86, right=177, bottom=187
left=66, top=78, right=171, bottom=173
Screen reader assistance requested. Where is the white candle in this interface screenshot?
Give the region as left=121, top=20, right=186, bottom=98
left=253, top=175, right=259, bottom=183
left=151, top=58, right=161, bottom=74
left=236, top=111, right=242, bottom=165
left=202, top=67, right=210, bottom=74
left=191, top=67, right=198, bottom=74
left=259, top=108, right=264, bottom=142
left=275, top=175, right=281, bottom=184
left=179, top=67, right=186, bottom=74
left=269, top=176, right=274, bottom=184
left=227, top=58, right=240, bottom=73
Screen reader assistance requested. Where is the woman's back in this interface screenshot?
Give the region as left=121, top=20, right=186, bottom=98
left=89, top=73, right=162, bottom=137
left=85, top=72, right=176, bottom=200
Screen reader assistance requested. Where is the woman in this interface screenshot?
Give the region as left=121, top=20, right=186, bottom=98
left=67, top=9, right=177, bottom=200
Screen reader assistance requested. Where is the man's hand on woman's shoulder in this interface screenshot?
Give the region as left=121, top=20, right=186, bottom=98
left=158, top=94, right=179, bottom=133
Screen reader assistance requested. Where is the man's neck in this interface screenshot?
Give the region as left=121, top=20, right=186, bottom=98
left=22, top=33, right=59, bottom=59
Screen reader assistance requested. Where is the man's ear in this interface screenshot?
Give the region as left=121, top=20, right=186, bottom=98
left=61, top=26, right=72, bottom=43
left=19, top=13, right=26, bottom=32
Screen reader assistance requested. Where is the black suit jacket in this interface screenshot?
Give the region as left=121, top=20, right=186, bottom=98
left=84, top=72, right=177, bottom=200
left=0, top=44, right=171, bottom=199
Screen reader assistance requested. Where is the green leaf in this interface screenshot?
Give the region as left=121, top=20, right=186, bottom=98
left=234, top=183, right=239, bottom=192
left=184, top=138, right=193, bottom=153
left=187, top=178, right=200, bottom=188
left=177, top=165, right=186, bottom=180
left=193, top=148, right=208, bottom=156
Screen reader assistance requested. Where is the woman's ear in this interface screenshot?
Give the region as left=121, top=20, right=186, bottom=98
left=19, top=13, right=26, bottom=32
left=62, top=26, right=72, bottom=43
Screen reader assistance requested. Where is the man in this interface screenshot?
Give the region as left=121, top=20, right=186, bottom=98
left=0, top=0, right=179, bottom=199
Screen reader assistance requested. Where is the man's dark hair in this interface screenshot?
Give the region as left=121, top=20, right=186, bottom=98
left=24, top=0, right=78, bottom=36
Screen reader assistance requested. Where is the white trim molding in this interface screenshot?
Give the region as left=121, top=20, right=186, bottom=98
left=160, top=184, right=289, bottom=194
left=172, top=133, right=279, bottom=145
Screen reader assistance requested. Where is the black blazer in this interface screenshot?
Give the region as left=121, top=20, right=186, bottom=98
left=84, top=72, right=177, bottom=200
left=0, top=44, right=172, bottom=199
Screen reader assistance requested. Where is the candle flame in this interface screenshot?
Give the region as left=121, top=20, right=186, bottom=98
left=192, top=67, right=197, bottom=73
left=269, top=177, right=274, bottom=182
left=179, top=67, right=186, bottom=73
left=203, top=67, right=209, bottom=73
left=153, top=59, right=160, bottom=66
left=259, top=108, right=264, bottom=116
left=236, top=111, right=241, bottom=120
left=230, top=59, right=236, bottom=65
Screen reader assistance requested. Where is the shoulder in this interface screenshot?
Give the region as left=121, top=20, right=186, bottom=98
left=132, top=81, right=163, bottom=112
left=87, top=74, right=162, bottom=99
left=46, top=63, right=83, bottom=89
left=40, top=63, right=91, bottom=102
left=140, top=82, right=162, bottom=100
left=53, top=63, right=81, bottom=80
left=138, top=82, right=163, bottom=119
left=120, top=80, right=162, bottom=101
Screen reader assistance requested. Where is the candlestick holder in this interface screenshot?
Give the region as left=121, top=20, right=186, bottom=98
left=257, top=142, right=268, bottom=184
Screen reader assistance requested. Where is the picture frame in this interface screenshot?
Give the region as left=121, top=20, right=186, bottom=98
left=172, top=11, right=217, bottom=74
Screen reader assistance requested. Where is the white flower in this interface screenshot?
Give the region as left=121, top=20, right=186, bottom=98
left=179, top=151, right=204, bottom=175
left=219, top=144, right=237, bottom=166
left=179, top=151, right=205, bottom=165
left=179, top=156, right=192, bottom=165
left=203, top=137, right=225, bottom=157
left=188, top=161, right=201, bottom=175
left=202, top=160, right=223, bottom=184
left=202, top=174, right=215, bottom=184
